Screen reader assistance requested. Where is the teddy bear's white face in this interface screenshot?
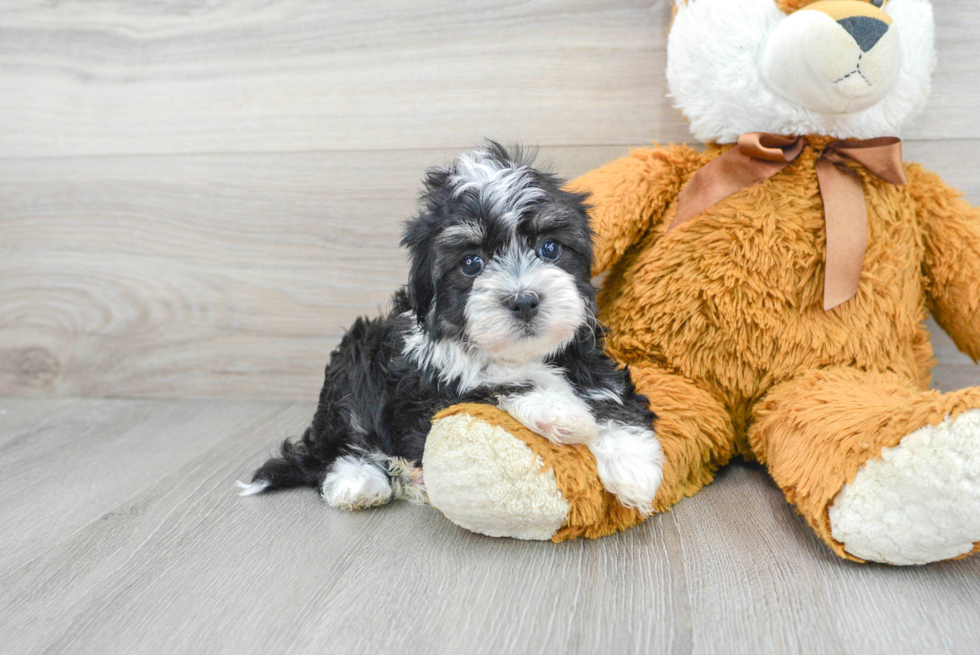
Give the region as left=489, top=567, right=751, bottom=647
left=667, top=0, right=935, bottom=143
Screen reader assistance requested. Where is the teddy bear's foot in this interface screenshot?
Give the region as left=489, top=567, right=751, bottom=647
left=422, top=409, right=570, bottom=540
left=829, top=409, right=980, bottom=565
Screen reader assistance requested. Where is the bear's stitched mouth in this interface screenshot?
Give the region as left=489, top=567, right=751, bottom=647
left=833, top=53, right=872, bottom=88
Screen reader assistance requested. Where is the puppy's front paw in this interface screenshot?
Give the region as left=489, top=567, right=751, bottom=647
left=533, top=405, right=599, bottom=445
left=499, top=392, right=598, bottom=445
left=590, top=422, right=664, bottom=515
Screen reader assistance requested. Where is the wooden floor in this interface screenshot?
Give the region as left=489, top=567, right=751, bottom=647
left=1, top=327, right=979, bottom=655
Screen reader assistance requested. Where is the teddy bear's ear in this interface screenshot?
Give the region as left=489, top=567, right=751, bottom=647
left=674, top=0, right=811, bottom=12
left=775, top=0, right=805, bottom=11
left=671, top=0, right=687, bottom=21
left=774, top=0, right=827, bottom=12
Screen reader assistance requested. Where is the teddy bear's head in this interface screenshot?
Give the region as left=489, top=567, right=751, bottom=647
left=667, top=0, right=935, bottom=143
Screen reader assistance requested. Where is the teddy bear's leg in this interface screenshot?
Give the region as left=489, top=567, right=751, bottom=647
left=628, top=365, right=736, bottom=512
left=423, top=366, right=735, bottom=541
left=748, top=367, right=980, bottom=565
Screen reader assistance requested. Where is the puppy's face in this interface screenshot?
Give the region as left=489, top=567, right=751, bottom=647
left=402, top=143, right=594, bottom=362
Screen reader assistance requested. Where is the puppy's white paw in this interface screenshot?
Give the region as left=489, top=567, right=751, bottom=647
left=589, top=421, right=664, bottom=515
left=500, top=391, right=598, bottom=445
left=533, top=403, right=599, bottom=445
left=321, top=455, right=393, bottom=510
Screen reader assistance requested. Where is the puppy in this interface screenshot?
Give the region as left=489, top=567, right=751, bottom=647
left=238, top=143, right=664, bottom=514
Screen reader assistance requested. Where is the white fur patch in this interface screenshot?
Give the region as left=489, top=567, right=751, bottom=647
left=761, top=9, right=900, bottom=114
left=234, top=480, right=270, bottom=496
left=465, top=246, right=588, bottom=362
left=436, top=222, right=486, bottom=248
left=451, top=148, right=545, bottom=225
left=582, top=387, right=624, bottom=405
left=667, top=0, right=935, bottom=142
left=321, top=455, right=393, bottom=510
left=589, top=421, right=664, bottom=515
left=498, top=382, right=598, bottom=445
left=403, top=314, right=578, bottom=395
left=828, top=409, right=980, bottom=565
left=402, top=316, right=493, bottom=392
left=422, top=413, right=569, bottom=540
left=406, top=295, right=603, bottom=447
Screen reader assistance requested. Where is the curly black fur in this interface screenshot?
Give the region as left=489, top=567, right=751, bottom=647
left=245, top=142, right=656, bottom=503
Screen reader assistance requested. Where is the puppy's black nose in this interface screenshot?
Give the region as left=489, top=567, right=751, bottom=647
left=838, top=16, right=888, bottom=52
left=506, top=292, right=540, bottom=322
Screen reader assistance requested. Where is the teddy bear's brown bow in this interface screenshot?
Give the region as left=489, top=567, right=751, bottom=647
left=668, top=133, right=909, bottom=311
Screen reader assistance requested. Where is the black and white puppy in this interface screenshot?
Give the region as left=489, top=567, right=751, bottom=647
left=238, top=143, right=663, bottom=513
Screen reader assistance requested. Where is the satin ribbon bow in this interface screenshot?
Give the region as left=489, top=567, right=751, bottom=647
left=667, top=133, right=908, bottom=311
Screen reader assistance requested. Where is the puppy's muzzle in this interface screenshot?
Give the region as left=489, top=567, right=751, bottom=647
left=505, top=291, right=540, bottom=323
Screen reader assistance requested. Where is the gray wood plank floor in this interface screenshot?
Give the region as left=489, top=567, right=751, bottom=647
left=3, top=346, right=980, bottom=655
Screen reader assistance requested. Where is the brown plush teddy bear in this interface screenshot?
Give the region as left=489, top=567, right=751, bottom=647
left=421, top=0, right=980, bottom=565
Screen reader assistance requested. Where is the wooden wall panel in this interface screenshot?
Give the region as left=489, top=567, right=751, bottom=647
left=1, top=0, right=978, bottom=400
left=0, top=146, right=626, bottom=399
left=2, top=142, right=978, bottom=400
left=0, top=1, right=977, bottom=158
left=0, top=0, right=678, bottom=157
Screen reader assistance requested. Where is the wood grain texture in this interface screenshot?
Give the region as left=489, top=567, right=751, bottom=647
left=0, top=0, right=977, bottom=158
left=0, top=0, right=679, bottom=157
left=2, top=142, right=978, bottom=400
left=0, top=145, right=625, bottom=400
left=0, top=397, right=299, bottom=576
left=2, top=397, right=980, bottom=655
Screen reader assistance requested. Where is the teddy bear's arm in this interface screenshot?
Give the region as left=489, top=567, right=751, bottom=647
left=911, top=164, right=980, bottom=362
left=567, top=145, right=700, bottom=276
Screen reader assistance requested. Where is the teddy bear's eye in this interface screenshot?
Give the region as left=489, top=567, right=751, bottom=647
left=870, top=0, right=884, bottom=7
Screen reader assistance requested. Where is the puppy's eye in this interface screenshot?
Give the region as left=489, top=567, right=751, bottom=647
left=460, top=254, right=484, bottom=277
left=537, top=240, right=562, bottom=262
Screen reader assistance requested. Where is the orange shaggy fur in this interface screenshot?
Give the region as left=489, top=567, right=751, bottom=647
left=574, top=139, right=980, bottom=559
left=431, top=137, right=980, bottom=560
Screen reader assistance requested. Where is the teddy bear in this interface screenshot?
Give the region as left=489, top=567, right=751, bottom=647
left=418, top=0, right=980, bottom=566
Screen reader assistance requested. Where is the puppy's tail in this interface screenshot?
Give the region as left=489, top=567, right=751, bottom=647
left=236, top=429, right=327, bottom=496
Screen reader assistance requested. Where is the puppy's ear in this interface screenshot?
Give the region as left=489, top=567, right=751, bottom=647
left=401, top=212, right=437, bottom=327
left=401, top=163, right=456, bottom=326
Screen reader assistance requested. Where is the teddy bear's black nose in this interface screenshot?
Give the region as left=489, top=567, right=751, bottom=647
left=838, top=16, right=889, bottom=52
left=506, top=292, right=540, bottom=322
